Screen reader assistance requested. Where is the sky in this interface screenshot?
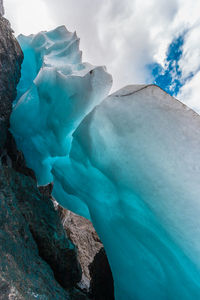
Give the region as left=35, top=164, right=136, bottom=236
left=4, top=0, right=200, bottom=112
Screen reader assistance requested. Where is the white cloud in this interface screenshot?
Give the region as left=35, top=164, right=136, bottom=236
left=41, top=0, right=180, bottom=91
left=179, top=26, right=200, bottom=79
left=4, top=0, right=56, bottom=35
left=172, top=0, right=200, bottom=112
left=4, top=0, right=200, bottom=107
left=177, top=71, right=200, bottom=113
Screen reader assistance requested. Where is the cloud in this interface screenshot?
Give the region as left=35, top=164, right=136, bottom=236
left=171, top=1, right=200, bottom=112
left=4, top=0, right=200, bottom=109
left=42, top=0, right=181, bottom=91
left=4, top=0, right=56, bottom=35
left=4, top=0, right=180, bottom=91
left=177, top=71, right=200, bottom=113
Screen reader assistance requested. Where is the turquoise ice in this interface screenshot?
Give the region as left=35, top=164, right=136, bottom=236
left=11, top=26, right=112, bottom=187
left=11, top=26, right=200, bottom=299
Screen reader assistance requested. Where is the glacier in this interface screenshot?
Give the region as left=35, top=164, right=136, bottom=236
left=10, top=26, right=200, bottom=300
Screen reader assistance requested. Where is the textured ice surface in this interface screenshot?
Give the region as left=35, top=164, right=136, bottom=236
left=11, top=27, right=200, bottom=300
left=11, top=26, right=112, bottom=185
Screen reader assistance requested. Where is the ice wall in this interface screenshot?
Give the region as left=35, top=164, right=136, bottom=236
left=10, top=27, right=200, bottom=299
left=55, top=84, right=200, bottom=299
left=11, top=26, right=112, bottom=189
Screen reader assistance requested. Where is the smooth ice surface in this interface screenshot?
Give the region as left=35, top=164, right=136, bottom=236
left=52, top=85, right=200, bottom=299
left=11, top=26, right=112, bottom=186
left=11, top=26, right=200, bottom=300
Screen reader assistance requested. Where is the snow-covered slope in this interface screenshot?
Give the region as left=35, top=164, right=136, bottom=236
left=10, top=27, right=200, bottom=300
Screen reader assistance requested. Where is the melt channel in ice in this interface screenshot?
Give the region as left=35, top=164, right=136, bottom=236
left=10, top=26, right=200, bottom=300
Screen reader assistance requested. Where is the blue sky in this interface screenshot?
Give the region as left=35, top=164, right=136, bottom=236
left=148, top=34, right=185, bottom=96
left=148, top=30, right=199, bottom=100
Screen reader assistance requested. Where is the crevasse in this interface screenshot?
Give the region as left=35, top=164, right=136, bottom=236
left=10, top=26, right=200, bottom=300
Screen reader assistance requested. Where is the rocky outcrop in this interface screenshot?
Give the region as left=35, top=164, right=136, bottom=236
left=12, top=172, right=81, bottom=290
left=89, top=248, right=114, bottom=300
left=0, top=0, right=4, bottom=16
left=0, top=167, right=85, bottom=300
left=58, top=208, right=103, bottom=291
left=3, top=131, right=36, bottom=179
left=58, top=207, right=114, bottom=299
left=0, top=14, right=23, bottom=153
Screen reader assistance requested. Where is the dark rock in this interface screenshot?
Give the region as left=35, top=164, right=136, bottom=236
left=89, top=248, right=114, bottom=300
left=3, top=131, right=36, bottom=180
left=2, top=167, right=82, bottom=290
left=0, top=0, right=4, bottom=16
left=58, top=207, right=115, bottom=299
left=0, top=15, right=23, bottom=153
left=0, top=167, right=88, bottom=299
left=39, top=183, right=54, bottom=198
left=58, top=207, right=102, bottom=292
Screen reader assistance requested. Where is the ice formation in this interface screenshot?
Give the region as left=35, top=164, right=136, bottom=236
left=11, top=26, right=200, bottom=299
left=11, top=26, right=112, bottom=187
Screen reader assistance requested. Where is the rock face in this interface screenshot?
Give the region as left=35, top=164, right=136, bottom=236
left=0, top=167, right=86, bottom=300
left=58, top=208, right=103, bottom=290
left=0, top=14, right=23, bottom=153
left=58, top=207, right=114, bottom=299
left=89, top=248, right=115, bottom=300
left=13, top=174, right=81, bottom=290
left=0, top=0, right=4, bottom=16
left=0, top=142, right=89, bottom=299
